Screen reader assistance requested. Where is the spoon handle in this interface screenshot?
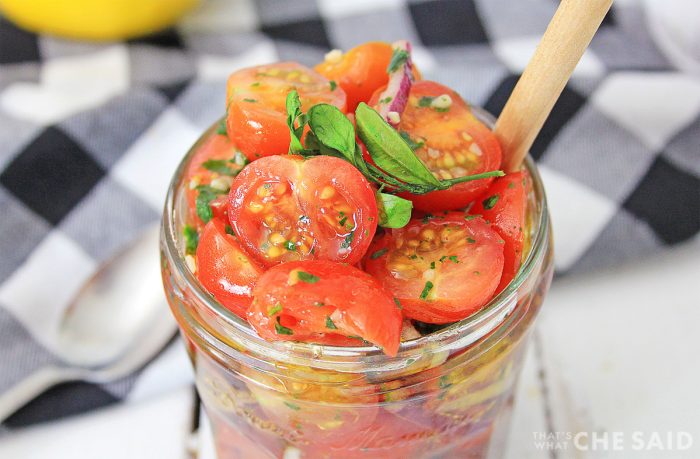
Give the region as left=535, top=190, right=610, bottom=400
left=0, top=366, right=82, bottom=422
left=495, top=0, right=612, bottom=172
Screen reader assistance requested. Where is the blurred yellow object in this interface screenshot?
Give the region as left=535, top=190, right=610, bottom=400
left=0, top=0, right=200, bottom=41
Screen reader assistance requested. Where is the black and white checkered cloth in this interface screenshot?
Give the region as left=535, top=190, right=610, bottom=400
left=0, top=0, right=698, bottom=430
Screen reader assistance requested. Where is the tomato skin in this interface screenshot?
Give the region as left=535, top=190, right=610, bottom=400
left=226, top=62, right=346, bottom=158
left=470, top=171, right=529, bottom=292
left=228, top=155, right=378, bottom=267
left=195, top=219, right=264, bottom=318
left=315, top=42, right=421, bottom=112
left=364, top=214, right=504, bottom=324
left=369, top=80, right=502, bottom=212
left=249, top=260, right=402, bottom=355
left=184, top=133, right=246, bottom=227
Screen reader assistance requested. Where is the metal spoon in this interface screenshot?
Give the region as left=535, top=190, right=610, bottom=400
left=0, top=224, right=176, bottom=421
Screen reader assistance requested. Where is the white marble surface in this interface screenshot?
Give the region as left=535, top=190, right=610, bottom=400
left=1, top=238, right=698, bottom=458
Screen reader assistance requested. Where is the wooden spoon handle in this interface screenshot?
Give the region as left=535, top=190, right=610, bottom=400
left=495, top=0, right=612, bottom=172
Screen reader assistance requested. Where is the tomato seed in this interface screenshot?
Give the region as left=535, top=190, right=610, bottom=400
left=320, top=186, right=335, bottom=200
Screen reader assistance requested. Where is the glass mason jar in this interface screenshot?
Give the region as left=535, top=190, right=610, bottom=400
left=160, top=108, right=554, bottom=459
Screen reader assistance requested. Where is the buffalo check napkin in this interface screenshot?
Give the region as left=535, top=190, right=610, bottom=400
left=0, top=0, right=698, bottom=430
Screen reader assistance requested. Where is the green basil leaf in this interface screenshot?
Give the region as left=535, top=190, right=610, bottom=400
left=376, top=192, right=413, bottom=229
left=286, top=90, right=307, bottom=155
left=307, top=104, right=356, bottom=161
left=355, top=103, right=440, bottom=187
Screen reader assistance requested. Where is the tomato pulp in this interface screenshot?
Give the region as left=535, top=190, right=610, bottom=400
left=228, top=155, right=378, bottom=267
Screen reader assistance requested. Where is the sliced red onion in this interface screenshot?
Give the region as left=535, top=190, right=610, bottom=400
left=375, top=40, right=415, bottom=127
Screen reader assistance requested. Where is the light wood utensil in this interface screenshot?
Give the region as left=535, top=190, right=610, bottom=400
left=495, top=0, right=613, bottom=172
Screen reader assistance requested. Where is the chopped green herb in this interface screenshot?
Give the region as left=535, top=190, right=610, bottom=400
left=422, top=213, right=435, bottom=224
left=325, top=316, right=337, bottom=330
left=314, top=301, right=325, bottom=307
left=183, top=225, right=199, bottom=255
left=284, top=401, right=300, bottom=410
left=473, top=270, right=480, bottom=276
left=370, top=248, right=388, bottom=259
left=387, top=48, right=409, bottom=73
left=464, top=214, right=480, bottom=221
left=341, top=230, right=355, bottom=249
left=232, top=151, right=249, bottom=166
left=225, top=225, right=235, bottom=236
left=408, top=254, right=419, bottom=260
left=394, top=298, right=402, bottom=310
left=250, top=82, right=260, bottom=87
left=297, top=271, right=320, bottom=284
left=202, top=159, right=235, bottom=176
left=379, top=96, right=393, bottom=104
left=420, top=281, right=434, bottom=300
left=418, top=96, right=435, bottom=107
left=439, top=255, right=447, bottom=263
left=448, top=255, right=460, bottom=263
left=399, top=130, right=425, bottom=151
left=329, top=80, right=337, bottom=91
left=243, top=98, right=257, bottom=103
left=434, top=106, right=450, bottom=113
left=216, top=118, right=227, bottom=135
left=466, top=237, right=476, bottom=244
left=507, top=181, right=515, bottom=189
left=430, top=261, right=436, bottom=269
left=195, top=185, right=225, bottom=223
left=284, top=240, right=296, bottom=251
left=275, top=317, right=294, bottom=335
left=482, top=194, right=499, bottom=210
left=338, top=214, right=348, bottom=226
left=438, top=375, right=452, bottom=389
left=267, top=302, right=283, bottom=316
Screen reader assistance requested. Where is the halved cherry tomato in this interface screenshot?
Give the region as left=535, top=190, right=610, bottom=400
left=195, top=219, right=264, bottom=318
left=228, top=155, right=378, bottom=267
left=315, top=42, right=421, bottom=112
left=226, top=62, right=346, bottom=158
left=369, top=81, right=502, bottom=212
left=184, top=132, right=248, bottom=227
left=470, top=171, right=530, bottom=292
left=364, top=213, right=504, bottom=324
left=248, top=260, right=402, bottom=355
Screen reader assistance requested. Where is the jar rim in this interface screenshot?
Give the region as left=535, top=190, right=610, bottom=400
left=161, top=107, right=551, bottom=369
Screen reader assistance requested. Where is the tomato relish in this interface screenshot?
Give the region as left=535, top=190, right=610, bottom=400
left=167, top=41, right=552, bottom=459
left=182, top=41, right=531, bottom=355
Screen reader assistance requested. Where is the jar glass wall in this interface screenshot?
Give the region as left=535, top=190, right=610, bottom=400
left=160, top=109, right=554, bottom=459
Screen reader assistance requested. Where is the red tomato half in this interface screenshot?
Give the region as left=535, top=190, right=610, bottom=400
left=470, top=171, right=530, bottom=292
left=364, top=213, right=504, bottom=324
left=315, top=42, right=422, bottom=112
left=249, top=260, right=403, bottom=355
left=195, top=219, right=264, bottom=318
left=184, top=132, right=248, bottom=227
left=228, top=155, right=378, bottom=267
left=226, top=62, right=346, bottom=158
left=370, top=81, right=502, bottom=212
